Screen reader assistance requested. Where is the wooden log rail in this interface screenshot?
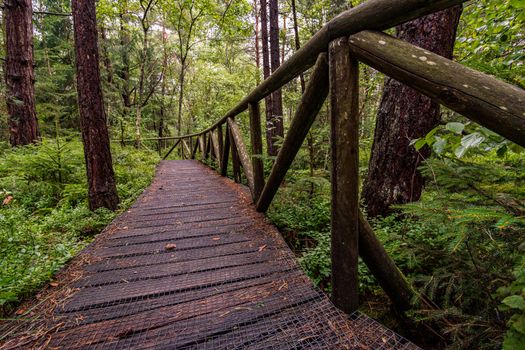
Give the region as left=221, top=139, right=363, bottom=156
left=137, top=0, right=524, bottom=315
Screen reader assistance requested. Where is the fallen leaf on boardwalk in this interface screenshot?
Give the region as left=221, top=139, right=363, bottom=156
left=49, top=282, right=59, bottom=287
left=212, top=237, right=221, bottom=241
left=2, top=196, right=13, bottom=205
left=258, top=245, right=267, bottom=252
left=15, top=308, right=27, bottom=316
left=165, top=243, right=177, bottom=250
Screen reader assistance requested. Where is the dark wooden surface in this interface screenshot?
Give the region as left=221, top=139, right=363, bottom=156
left=0, top=161, right=419, bottom=350
left=329, top=37, right=360, bottom=314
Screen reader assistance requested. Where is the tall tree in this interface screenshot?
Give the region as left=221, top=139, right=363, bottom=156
left=362, top=6, right=463, bottom=217
left=4, top=0, right=39, bottom=146
left=72, top=0, right=119, bottom=211
left=260, top=0, right=273, bottom=153
left=267, top=0, right=283, bottom=156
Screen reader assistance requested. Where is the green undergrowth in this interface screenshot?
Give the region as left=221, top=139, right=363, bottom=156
left=0, top=138, right=159, bottom=316
left=267, top=149, right=525, bottom=349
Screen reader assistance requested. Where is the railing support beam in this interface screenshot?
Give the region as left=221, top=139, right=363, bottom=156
left=227, top=118, right=255, bottom=196
left=256, top=53, right=329, bottom=212
left=162, top=139, right=181, bottom=160
left=329, top=37, right=359, bottom=314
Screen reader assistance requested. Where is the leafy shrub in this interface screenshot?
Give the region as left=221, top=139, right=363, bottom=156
left=0, top=139, right=159, bottom=315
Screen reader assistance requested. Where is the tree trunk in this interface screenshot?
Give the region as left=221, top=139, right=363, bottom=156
left=159, top=25, right=168, bottom=151
left=362, top=6, right=462, bottom=217
left=260, top=0, right=273, bottom=154
left=268, top=0, right=283, bottom=156
left=72, top=0, right=120, bottom=211
left=253, top=0, right=260, bottom=85
left=4, top=0, right=39, bottom=146
left=118, top=2, right=131, bottom=144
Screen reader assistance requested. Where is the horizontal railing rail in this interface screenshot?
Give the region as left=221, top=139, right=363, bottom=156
left=126, top=0, right=524, bottom=315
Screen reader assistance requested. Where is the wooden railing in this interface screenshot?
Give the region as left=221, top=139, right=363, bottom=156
left=145, top=0, right=524, bottom=314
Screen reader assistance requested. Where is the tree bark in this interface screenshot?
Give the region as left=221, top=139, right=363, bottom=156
left=260, top=0, right=273, bottom=153
left=72, top=0, right=120, bottom=211
left=362, top=6, right=462, bottom=217
left=267, top=0, right=283, bottom=156
left=4, top=0, right=39, bottom=146
left=118, top=2, right=132, bottom=144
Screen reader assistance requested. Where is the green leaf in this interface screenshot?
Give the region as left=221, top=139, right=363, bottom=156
left=414, top=138, right=427, bottom=151
left=446, top=122, right=465, bottom=135
left=461, top=132, right=485, bottom=149
left=503, top=295, right=525, bottom=310
left=512, top=315, right=525, bottom=335
left=432, top=136, right=447, bottom=154
left=510, top=0, right=525, bottom=9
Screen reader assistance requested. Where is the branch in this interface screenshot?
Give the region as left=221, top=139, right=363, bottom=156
left=33, top=11, right=71, bottom=17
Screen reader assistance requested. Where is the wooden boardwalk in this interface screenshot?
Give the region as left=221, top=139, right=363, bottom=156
left=0, top=161, right=417, bottom=349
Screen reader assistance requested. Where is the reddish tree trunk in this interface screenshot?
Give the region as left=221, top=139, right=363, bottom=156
left=72, top=0, right=120, bottom=211
left=4, top=0, right=39, bottom=146
left=267, top=0, right=283, bottom=156
left=362, top=6, right=462, bottom=217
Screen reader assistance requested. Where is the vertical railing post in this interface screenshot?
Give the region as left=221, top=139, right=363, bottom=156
left=221, top=126, right=231, bottom=176
left=199, top=134, right=203, bottom=158
left=230, top=129, right=241, bottom=183
left=248, top=102, right=265, bottom=201
left=217, top=125, right=224, bottom=160
left=329, top=36, right=360, bottom=314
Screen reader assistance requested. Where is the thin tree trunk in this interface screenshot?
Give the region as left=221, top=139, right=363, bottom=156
left=260, top=0, right=273, bottom=154
left=253, top=0, right=260, bottom=85
left=290, top=0, right=304, bottom=92
left=362, top=6, right=462, bottom=217
left=135, top=27, right=149, bottom=148
left=4, top=0, right=39, bottom=146
left=177, top=61, right=186, bottom=138
left=159, top=25, right=168, bottom=150
left=118, top=3, right=131, bottom=145
left=99, top=25, right=113, bottom=84
left=268, top=0, right=283, bottom=156
left=72, top=0, right=120, bottom=211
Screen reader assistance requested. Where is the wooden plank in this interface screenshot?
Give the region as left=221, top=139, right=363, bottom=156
left=256, top=53, right=329, bottom=212
left=348, top=30, right=525, bottom=147
left=61, top=270, right=305, bottom=329
left=329, top=37, right=359, bottom=314
left=77, top=250, right=279, bottom=288
left=62, top=260, right=293, bottom=312
left=56, top=276, right=318, bottom=349
left=249, top=102, right=265, bottom=202
left=95, top=231, right=251, bottom=259
left=227, top=118, right=255, bottom=196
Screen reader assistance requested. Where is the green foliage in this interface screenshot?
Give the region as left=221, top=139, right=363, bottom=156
left=456, top=0, right=525, bottom=87
left=0, top=139, right=159, bottom=315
